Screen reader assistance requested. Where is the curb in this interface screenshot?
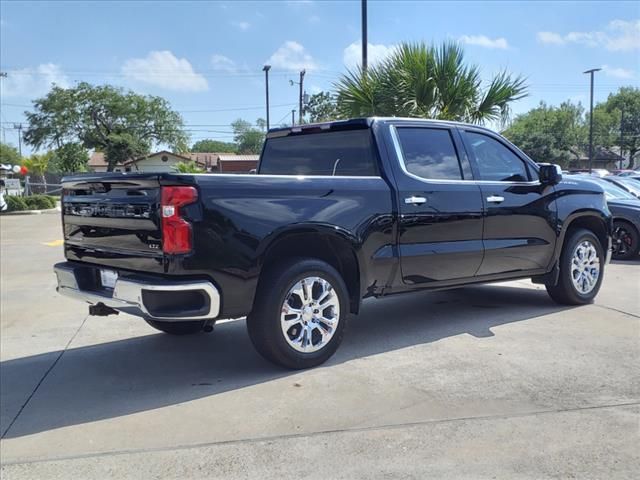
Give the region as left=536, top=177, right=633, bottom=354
left=1, top=207, right=61, bottom=216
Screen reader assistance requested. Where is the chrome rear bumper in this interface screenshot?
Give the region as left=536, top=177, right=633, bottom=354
left=54, top=262, right=220, bottom=322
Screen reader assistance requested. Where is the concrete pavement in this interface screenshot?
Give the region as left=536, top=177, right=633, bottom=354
left=1, top=213, right=639, bottom=478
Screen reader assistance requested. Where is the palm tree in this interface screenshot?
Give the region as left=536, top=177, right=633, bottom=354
left=335, top=42, right=527, bottom=125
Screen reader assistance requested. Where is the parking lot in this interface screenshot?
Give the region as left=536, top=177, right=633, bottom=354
left=0, top=213, right=638, bottom=478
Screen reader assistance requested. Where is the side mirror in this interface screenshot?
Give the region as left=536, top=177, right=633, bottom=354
left=538, top=163, right=562, bottom=185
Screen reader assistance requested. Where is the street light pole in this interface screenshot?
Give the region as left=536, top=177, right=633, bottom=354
left=262, top=65, right=271, bottom=131
left=291, top=109, right=296, bottom=126
left=362, top=0, right=368, bottom=73
left=583, top=68, right=601, bottom=173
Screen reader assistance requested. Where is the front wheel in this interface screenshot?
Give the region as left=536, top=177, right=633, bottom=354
left=144, top=319, right=205, bottom=335
left=247, top=258, right=349, bottom=369
left=546, top=228, right=604, bottom=305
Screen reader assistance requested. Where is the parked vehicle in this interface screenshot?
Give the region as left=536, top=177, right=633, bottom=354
left=603, top=176, right=640, bottom=199
left=54, top=118, right=612, bottom=369
left=568, top=168, right=610, bottom=178
left=578, top=175, right=640, bottom=260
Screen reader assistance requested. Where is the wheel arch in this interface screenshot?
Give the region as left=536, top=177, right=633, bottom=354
left=558, top=211, right=611, bottom=261
left=256, top=225, right=363, bottom=314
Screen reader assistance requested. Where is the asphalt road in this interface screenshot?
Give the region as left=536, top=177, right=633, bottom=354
left=1, top=213, right=639, bottom=479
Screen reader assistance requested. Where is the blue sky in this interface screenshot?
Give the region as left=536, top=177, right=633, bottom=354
left=1, top=0, right=639, bottom=153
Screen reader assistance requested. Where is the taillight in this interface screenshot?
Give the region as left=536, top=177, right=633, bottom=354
left=161, top=186, right=198, bottom=254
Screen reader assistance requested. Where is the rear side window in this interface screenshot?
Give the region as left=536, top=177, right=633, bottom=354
left=259, top=130, right=378, bottom=176
left=396, top=127, right=467, bottom=180
left=464, top=131, right=530, bottom=182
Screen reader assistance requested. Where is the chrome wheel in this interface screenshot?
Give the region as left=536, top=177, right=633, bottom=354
left=612, top=225, right=633, bottom=257
left=570, top=240, right=600, bottom=294
left=280, top=276, right=340, bottom=353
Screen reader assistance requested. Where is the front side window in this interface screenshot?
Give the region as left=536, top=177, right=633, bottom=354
left=396, top=127, right=465, bottom=180
left=465, top=131, right=530, bottom=182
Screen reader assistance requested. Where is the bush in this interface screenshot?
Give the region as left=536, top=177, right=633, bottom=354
left=5, top=195, right=28, bottom=212
left=24, top=195, right=57, bottom=210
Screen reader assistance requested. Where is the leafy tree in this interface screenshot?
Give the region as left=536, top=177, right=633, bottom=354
left=231, top=118, right=265, bottom=154
left=335, top=42, right=527, bottom=125
left=0, top=143, right=21, bottom=165
left=24, top=82, right=189, bottom=172
left=306, top=91, right=340, bottom=122
left=172, top=161, right=204, bottom=173
left=50, top=143, right=90, bottom=173
left=503, top=101, right=586, bottom=167
left=191, top=139, right=237, bottom=153
left=602, top=87, right=640, bottom=169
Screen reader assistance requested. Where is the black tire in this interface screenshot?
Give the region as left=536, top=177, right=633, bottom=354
left=247, top=258, right=349, bottom=369
left=546, top=228, right=605, bottom=305
left=144, top=319, right=205, bottom=335
left=612, top=220, right=639, bottom=260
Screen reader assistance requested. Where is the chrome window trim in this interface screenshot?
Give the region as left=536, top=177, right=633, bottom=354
left=390, top=125, right=541, bottom=187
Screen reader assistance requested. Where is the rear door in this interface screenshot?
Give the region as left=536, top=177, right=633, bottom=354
left=390, top=124, right=484, bottom=285
left=62, top=175, right=165, bottom=272
left=460, top=128, right=557, bottom=276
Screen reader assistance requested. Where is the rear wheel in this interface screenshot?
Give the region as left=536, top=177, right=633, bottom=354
left=546, top=228, right=604, bottom=305
left=144, top=319, right=205, bottom=335
left=612, top=220, right=639, bottom=260
left=247, top=258, right=349, bottom=369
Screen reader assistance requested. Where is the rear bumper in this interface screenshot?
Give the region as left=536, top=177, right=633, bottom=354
left=54, top=262, right=220, bottom=322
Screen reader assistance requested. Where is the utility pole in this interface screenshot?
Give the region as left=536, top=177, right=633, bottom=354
left=619, top=108, right=625, bottom=170
left=298, top=69, right=306, bottom=124
left=362, top=0, right=368, bottom=73
left=262, top=65, right=271, bottom=131
left=583, top=68, right=601, bottom=173
left=0, top=72, right=7, bottom=144
left=291, top=109, right=296, bottom=126
left=13, top=123, right=23, bottom=157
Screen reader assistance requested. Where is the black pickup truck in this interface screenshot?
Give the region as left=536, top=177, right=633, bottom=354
left=55, top=118, right=612, bottom=368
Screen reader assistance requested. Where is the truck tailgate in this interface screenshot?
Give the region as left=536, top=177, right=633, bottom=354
left=62, top=175, right=165, bottom=271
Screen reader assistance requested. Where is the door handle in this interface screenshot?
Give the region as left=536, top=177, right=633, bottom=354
left=486, top=195, right=505, bottom=203
left=404, top=196, right=427, bottom=205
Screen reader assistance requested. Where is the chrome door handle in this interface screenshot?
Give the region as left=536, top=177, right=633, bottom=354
left=404, top=196, right=427, bottom=205
left=486, top=195, right=505, bottom=203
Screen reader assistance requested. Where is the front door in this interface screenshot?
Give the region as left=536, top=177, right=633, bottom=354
left=391, top=125, right=484, bottom=285
left=460, top=129, right=557, bottom=276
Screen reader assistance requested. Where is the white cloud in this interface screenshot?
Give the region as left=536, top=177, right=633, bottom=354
left=231, top=20, right=250, bottom=31
left=211, top=54, right=239, bottom=73
left=537, top=19, right=640, bottom=51
left=601, top=64, right=635, bottom=79
left=2, top=63, right=69, bottom=97
left=343, top=41, right=395, bottom=69
left=536, top=31, right=565, bottom=45
left=459, top=35, right=509, bottom=49
left=122, top=50, right=208, bottom=92
left=266, top=41, right=318, bottom=71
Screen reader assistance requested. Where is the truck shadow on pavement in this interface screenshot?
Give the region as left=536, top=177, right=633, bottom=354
left=1, top=284, right=574, bottom=439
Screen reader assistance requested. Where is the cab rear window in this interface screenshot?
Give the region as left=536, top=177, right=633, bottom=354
left=259, top=130, right=378, bottom=176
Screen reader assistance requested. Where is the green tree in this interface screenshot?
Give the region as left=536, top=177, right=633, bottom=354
left=336, top=42, right=527, bottom=125
left=49, top=143, right=90, bottom=173
left=306, top=91, right=340, bottom=122
left=602, top=87, right=640, bottom=169
left=191, top=139, right=237, bottom=153
left=0, top=143, right=21, bottom=165
left=231, top=118, right=265, bottom=154
left=21, top=152, right=53, bottom=192
left=172, top=161, right=204, bottom=173
left=503, top=101, right=586, bottom=167
left=24, top=82, right=189, bottom=172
